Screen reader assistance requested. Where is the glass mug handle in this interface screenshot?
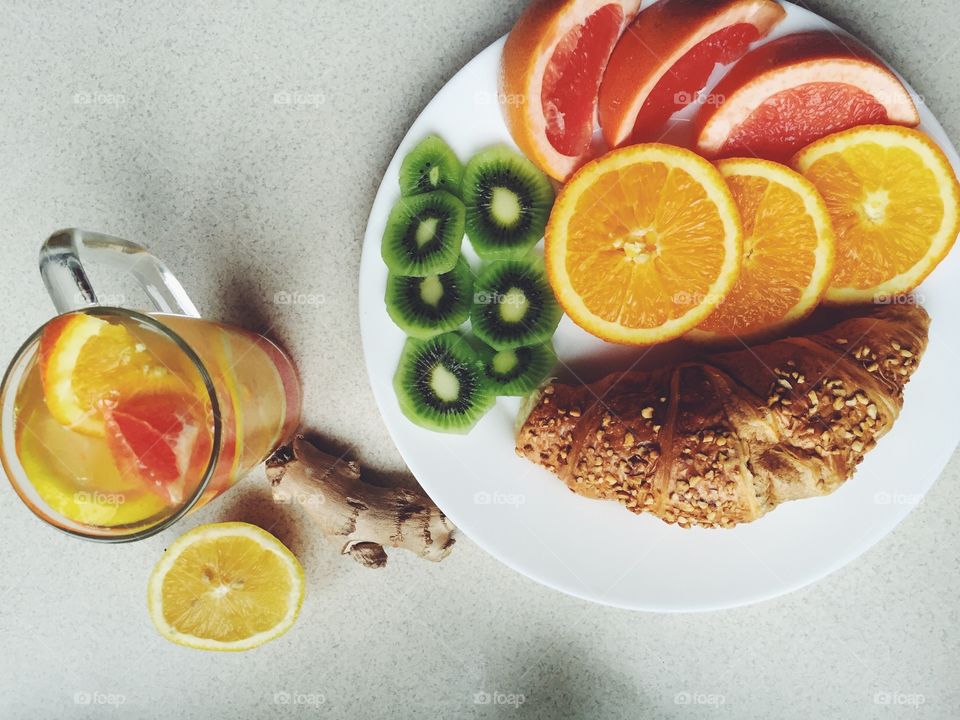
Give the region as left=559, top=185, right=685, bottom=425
left=39, top=228, right=200, bottom=318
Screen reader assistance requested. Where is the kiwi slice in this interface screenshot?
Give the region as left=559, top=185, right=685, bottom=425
left=399, top=135, right=464, bottom=197
left=476, top=340, right=557, bottom=397
left=471, top=259, right=563, bottom=350
left=381, top=191, right=465, bottom=276
left=393, top=332, right=495, bottom=434
left=385, top=257, right=474, bottom=338
left=462, top=146, right=555, bottom=260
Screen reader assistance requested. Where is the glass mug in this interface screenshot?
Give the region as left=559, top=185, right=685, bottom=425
left=0, top=229, right=301, bottom=541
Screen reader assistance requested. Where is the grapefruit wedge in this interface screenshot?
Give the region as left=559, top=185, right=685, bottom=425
left=598, top=0, right=785, bottom=148
left=500, top=0, right=642, bottom=181
left=695, top=31, right=921, bottom=161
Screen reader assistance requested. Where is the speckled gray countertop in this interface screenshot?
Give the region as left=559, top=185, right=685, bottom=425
left=0, top=1, right=958, bottom=718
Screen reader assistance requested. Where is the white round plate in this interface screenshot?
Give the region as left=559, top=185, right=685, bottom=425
left=359, top=1, right=960, bottom=611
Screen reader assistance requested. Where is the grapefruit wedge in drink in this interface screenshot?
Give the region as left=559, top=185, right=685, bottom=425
left=500, top=0, right=642, bottom=181
left=102, top=390, right=213, bottom=506
left=598, top=0, right=785, bottom=148
left=695, top=31, right=920, bottom=161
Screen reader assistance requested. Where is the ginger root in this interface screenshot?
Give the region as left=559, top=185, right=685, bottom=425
left=266, top=435, right=456, bottom=568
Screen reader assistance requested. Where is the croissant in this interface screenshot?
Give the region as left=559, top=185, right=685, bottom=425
left=516, top=304, right=930, bottom=528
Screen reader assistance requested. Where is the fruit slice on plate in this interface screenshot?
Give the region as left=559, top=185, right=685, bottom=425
left=148, top=522, right=305, bottom=652
left=461, top=147, right=555, bottom=260
left=393, top=332, right=495, bottom=434
left=793, top=125, right=960, bottom=303
left=695, top=31, right=921, bottom=162
left=385, top=256, right=474, bottom=339
left=598, top=0, right=785, bottom=148
left=39, top=313, right=184, bottom=436
left=500, top=0, right=642, bottom=181
left=381, top=190, right=465, bottom=276
left=470, top=258, right=563, bottom=350
left=546, top=143, right=743, bottom=345
left=690, top=158, right=835, bottom=342
left=399, top=135, right=464, bottom=197
left=474, top=340, right=557, bottom=397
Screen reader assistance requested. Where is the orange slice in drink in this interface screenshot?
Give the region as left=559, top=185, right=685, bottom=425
left=500, top=0, right=642, bottom=181
left=690, top=158, right=835, bottom=342
left=793, top=125, right=960, bottom=303
left=545, top=143, right=743, bottom=345
left=39, top=313, right=183, bottom=436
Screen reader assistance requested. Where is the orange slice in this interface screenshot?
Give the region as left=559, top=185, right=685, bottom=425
left=545, top=143, right=743, bottom=345
left=690, top=158, right=835, bottom=342
left=793, top=125, right=960, bottom=303
left=38, top=313, right=183, bottom=436
left=500, top=0, right=642, bottom=181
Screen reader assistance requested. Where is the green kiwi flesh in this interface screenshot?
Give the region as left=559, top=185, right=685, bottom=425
left=470, top=259, right=563, bottom=350
left=399, top=135, right=464, bottom=197
left=476, top=340, right=557, bottom=396
left=393, top=332, right=495, bottom=434
left=381, top=191, right=465, bottom=276
left=461, top=146, right=555, bottom=260
left=385, top=257, right=474, bottom=338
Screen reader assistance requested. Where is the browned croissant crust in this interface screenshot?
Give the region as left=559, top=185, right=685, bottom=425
left=516, top=304, right=930, bottom=528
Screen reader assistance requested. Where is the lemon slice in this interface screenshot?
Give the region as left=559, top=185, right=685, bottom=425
left=147, top=522, right=305, bottom=651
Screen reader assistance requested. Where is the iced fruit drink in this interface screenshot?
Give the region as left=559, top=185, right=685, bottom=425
left=1, top=309, right=300, bottom=538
